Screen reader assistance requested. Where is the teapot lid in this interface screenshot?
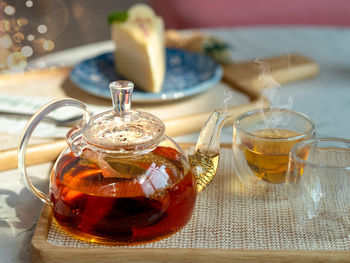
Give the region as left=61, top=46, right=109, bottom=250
left=82, top=80, right=165, bottom=152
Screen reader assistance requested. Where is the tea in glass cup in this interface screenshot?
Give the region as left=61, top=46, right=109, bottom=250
left=232, top=108, right=315, bottom=193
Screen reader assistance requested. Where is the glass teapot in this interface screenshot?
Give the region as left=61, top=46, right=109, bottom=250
left=18, top=80, right=228, bottom=245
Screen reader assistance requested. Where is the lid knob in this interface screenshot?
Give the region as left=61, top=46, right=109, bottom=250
left=110, top=80, right=134, bottom=115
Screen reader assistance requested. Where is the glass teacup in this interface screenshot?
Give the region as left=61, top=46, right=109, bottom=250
left=286, top=138, right=350, bottom=238
left=232, top=108, right=315, bottom=195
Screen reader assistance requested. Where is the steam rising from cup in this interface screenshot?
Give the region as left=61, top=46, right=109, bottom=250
left=223, top=89, right=234, bottom=113
left=255, top=56, right=294, bottom=127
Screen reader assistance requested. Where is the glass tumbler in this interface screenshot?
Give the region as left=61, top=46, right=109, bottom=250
left=286, top=138, right=350, bottom=238
left=232, top=108, right=315, bottom=195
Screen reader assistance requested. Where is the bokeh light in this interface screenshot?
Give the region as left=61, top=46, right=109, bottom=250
left=37, top=24, right=47, bottom=34
left=4, top=5, right=16, bottom=16
left=0, top=34, right=13, bottom=49
left=43, top=39, right=54, bottom=51
left=13, top=32, right=25, bottom=43
left=21, top=46, right=33, bottom=57
left=34, top=38, right=55, bottom=52
left=1, top=19, right=11, bottom=32
left=27, top=34, right=35, bottom=41
left=1, top=0, right=65, bottom=73
left=17, top=17, right=28, bottom=27
left=26, top=0, right=33, bottom=8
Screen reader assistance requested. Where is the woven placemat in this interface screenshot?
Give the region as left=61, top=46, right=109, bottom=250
left=46, top=147, right=350, bottom=250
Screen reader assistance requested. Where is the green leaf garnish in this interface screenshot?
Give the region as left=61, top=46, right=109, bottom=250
left=107, top=10, right=128, bottom=24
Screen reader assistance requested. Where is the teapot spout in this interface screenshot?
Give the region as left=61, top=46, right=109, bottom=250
left=189, top=111, right=230, bottom=192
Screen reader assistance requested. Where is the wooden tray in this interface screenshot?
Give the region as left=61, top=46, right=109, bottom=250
left=30, top=144, right=350, bottom=263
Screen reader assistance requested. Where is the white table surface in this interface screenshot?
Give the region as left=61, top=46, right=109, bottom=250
left=1, top=26, right=350, bottom=262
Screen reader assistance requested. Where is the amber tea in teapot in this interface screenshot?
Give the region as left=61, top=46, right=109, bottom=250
left=51, top=146, right=195, bottom=244
left=18, top=80, right=228, bottom=245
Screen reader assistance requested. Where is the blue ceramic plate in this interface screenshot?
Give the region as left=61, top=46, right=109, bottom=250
left=70, top=48, right=222, bottom=103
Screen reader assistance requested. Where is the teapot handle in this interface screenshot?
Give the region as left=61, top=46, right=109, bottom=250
left=18, top=99, right=91, bottom=204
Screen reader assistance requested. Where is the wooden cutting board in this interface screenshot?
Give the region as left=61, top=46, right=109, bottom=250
left=0, top=53, right=318, bottom=171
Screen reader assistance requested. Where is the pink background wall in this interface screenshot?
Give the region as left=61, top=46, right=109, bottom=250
left=152, top=0, right=350, bottom=29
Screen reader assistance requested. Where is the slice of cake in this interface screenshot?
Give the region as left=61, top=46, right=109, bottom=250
left=109, top=4, right=165, bottom=93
